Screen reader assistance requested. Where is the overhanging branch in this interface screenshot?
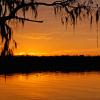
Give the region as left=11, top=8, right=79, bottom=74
left=15, top=16, right=43, bottom=23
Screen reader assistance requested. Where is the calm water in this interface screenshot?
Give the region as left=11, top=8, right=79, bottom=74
left=0, top=72, right=100, bottom=100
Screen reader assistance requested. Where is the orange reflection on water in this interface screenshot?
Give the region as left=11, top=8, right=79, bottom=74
left=0, top=72, right=100, bottom=100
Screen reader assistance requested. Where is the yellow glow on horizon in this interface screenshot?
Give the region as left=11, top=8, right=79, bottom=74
left=14, top=48, right=100, bottom=56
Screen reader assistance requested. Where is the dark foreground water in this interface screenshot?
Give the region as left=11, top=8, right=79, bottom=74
left=0, top=72, right=100, bottom=100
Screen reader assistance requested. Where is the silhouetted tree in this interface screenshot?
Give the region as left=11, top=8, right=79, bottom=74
left=0, top=0, right=99, bottom=56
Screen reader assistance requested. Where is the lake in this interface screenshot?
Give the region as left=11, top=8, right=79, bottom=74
left=0, top=72, right=100, bottom=100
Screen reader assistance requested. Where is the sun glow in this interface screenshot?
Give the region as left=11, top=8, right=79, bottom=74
left=15, top=51, right=49, bottom=56
left=14, top=48, right=100, bottom=56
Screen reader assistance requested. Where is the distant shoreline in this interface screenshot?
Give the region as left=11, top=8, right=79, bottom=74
left=0, top=55, right=100, bottom=74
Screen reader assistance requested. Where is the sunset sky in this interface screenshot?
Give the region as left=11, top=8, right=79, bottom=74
left=12, top=0, right=100, bottom=56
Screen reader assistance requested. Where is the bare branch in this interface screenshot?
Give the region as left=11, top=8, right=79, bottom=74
left=15, top=16, right=43, bottom=23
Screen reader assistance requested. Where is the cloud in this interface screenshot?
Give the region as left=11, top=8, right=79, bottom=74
left=87, top=38, right=97, bottom=41
left=16, top=33, right=52, bottom=40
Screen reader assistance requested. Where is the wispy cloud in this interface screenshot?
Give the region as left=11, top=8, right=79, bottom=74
left=87, top=38, right=97, bottom=41
left=16, top=33, right=52, bottom=40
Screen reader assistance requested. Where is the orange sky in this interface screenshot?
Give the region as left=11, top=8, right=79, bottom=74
left=12, top=0, right=100, bottom=56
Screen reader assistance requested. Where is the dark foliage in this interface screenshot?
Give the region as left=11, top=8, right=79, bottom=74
left=0, top=55, right=100, bottom=74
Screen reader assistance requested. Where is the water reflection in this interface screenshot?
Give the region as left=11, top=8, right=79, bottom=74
left=0, top=72, right=100, bottom=100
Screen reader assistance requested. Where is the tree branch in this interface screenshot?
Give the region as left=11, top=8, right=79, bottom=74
left=0, top=1, right=97, bottom=22
left=15, top=16, right=43, bottom=23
